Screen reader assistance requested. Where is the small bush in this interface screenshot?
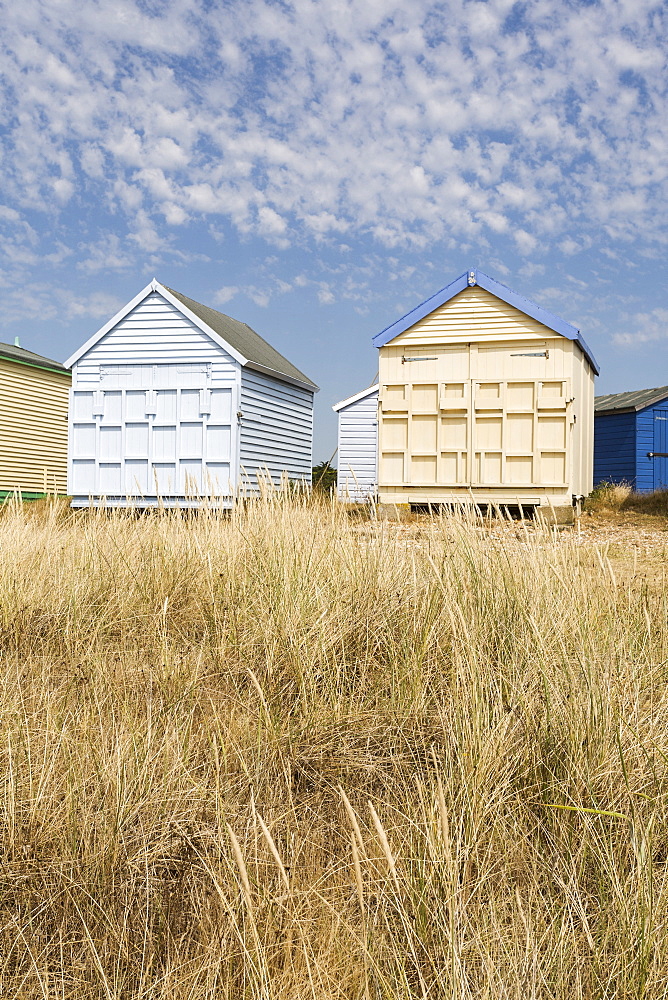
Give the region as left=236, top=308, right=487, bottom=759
left=312, top=459, right=337, bottom=492
left=623, top=486, right=668, bottom=516
left=587, top=480, right=633, bottom=511
left=587, top=482, right=668, bottom=517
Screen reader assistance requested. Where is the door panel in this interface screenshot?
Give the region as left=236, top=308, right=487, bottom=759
left=472, top=379, right=569, bottom=486
left=100, top=426, right=122, bottom=460
left=126, top=460, right=148, bottom=494
left=71, top=377, right=236, bottom=497
left=653, top=409, right=668, bottom=490
left=126, top=423, right=149, bottom=457
left=99, top=463, right=121, bottom=494
left=181, top=459, right=203, bottom=494
left=378, top=372, right=570, bottom=489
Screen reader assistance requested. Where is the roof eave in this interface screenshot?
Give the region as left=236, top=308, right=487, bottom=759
left=474, top=269, right=579, bottom=340
left=333, top=383, right=379, bottom=412
left=65, top=281, right=156, bottom=368
left=372, top=272, right=469, bottom=348
left=244, top=360, right=318, bottom=393
left=0, top=352, right=70, bottom=376
left=574, top=332, right=600, bottom=376
left=155, top=282, right=248, bottom=366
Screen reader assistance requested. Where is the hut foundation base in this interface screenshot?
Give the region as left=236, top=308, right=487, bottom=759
left=376, top=503, right=412, bottom=521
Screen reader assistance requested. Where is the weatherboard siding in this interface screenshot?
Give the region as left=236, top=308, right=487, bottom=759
left=0, top=358, right=70, bottom=494
left=593, top=412, right=636, bottom=487
left=396, top=286, right=562, bottom=347
left=337, top=389, right=378, bottom=501
left=238, top=369, right=313, bottom=489
left=74, top=293, right=238, bottom=383
left=594, top=399, right=668, bottom=494
left=573, top=342, right=595, bottom=495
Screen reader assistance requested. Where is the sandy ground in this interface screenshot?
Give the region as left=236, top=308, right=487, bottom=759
left=353, top=508, right=668, bottom=565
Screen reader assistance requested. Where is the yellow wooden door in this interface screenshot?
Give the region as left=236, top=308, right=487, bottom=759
left=378, top=345, right=470, bottom=487
left=472, top=379, right=570, bottom=486
left=379, top=374, right=570, bottom=489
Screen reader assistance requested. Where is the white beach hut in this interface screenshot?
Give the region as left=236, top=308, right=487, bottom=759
left=333, top=384, right=379, bottom=502
left=65, top=280, right=318, bottom=507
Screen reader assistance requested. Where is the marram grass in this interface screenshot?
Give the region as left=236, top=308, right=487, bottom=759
left=0, top=496, right=667, bottom=998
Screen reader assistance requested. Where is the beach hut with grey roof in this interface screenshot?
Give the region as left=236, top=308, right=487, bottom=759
left=333, top=383, right=379, bottom=502
left=594, top=385, right=668, bottom=492
left=65, top=280, right=318, bottom=507
left=0, top=340, right=71, bottom=500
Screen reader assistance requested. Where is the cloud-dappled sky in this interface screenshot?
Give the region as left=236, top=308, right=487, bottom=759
left=2, top=0, right=668, bottom=457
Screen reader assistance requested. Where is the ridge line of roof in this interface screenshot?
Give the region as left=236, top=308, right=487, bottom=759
left=161, top=284, right=318, bottom=391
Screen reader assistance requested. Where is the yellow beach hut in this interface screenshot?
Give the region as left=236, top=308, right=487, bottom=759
left=0, top=340, right=71, bottom=499
left=372, top=269, right=599, bottom=522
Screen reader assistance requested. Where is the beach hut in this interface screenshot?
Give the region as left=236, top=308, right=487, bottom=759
left=594, top=386, right=668, bottom=492
left=369, top=268, right=599, bottom=522
left=0, top=341, right=71, bottom=500
left=333, top=384, right=379, bottom=501
left=65, top=279, right=318, bottom=507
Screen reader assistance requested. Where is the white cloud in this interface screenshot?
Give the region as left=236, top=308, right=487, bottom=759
left=0, top=205, right=21, bottom=224
left=77, top=234, right=131, bottom=273
left=213, top=285, right=239, bottom=305
left=613, top=308, right=668, bottom=345
left=257, top=206, right=287, bottom=237
left=0, top=0, right=667, bottom=284
left=513, top=229, right=538, bottom=256
left=62, top=289, right=124, bottom=320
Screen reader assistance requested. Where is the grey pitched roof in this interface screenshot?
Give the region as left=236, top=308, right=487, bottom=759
left=164, top=285, right=318, bottom=391
left=595, top=385, right=668, bottom=413
left=0, top=342, right=70, bottom=375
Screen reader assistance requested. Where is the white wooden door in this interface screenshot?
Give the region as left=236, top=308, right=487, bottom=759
left=70, top=364, right=235, bottom=498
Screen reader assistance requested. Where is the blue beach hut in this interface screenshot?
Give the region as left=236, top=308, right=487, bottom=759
left=594, top=386, right=668, bottom=492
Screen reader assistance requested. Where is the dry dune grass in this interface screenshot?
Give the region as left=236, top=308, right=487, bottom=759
left=0, top=494, right=668, bottom=998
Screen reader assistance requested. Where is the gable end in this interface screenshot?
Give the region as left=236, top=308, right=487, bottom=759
left=372, top=268, right=599, bottom=374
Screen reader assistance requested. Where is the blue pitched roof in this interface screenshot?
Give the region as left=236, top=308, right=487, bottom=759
left=372, top=268, right=600, bottom=375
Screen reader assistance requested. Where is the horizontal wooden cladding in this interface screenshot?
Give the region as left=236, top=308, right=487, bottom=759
left=395, top=286, right=560, bottom=344
left=239, top=369, right=313, bottom=484
left=79, top=295, right=238, bottom=368
left=0, top=360, right=69, bottom=493
left=593, top=412, right=636, bottom=487
left=337, top=390, right=378, bottom=500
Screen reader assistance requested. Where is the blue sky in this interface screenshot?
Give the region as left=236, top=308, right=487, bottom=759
left=2, top=0, right=668, bottom=460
